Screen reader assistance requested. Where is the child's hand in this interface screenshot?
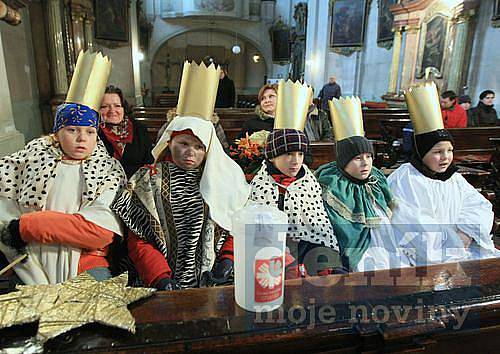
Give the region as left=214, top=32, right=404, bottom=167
left=0, top=219, right=26, bottom=252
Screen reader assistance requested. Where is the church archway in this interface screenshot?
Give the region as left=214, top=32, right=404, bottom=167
left=149, top=28, right=269, bottom=97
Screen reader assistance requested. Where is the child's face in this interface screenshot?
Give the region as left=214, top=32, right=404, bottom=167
left=168, top=134, right=206, bottom=170
left=422, top=141, right=453, bottom=173
left=55, top=126, right=98, bottom=159
left=344, top=153, right=373, bottom=180
left=271, top=151, right=304, bottom=177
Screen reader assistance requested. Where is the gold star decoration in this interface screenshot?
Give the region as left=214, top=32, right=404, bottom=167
left=0, top=272, right=155, bottom=343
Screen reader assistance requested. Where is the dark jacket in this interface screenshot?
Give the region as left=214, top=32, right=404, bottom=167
left=468, top=102, right=498, bottom=127
left=215, top=76, right=236, bottom=108
left=304, top=105, right=334, bottom=142
left=99, top=119, right=154, bottom=178
left=236, top=105, right=274, bottom=139
left=318, top=82, right=341, bottom=111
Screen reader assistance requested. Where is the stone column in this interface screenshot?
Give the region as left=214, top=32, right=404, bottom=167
left=46, top=0, right=68, bottom=95
left=130, top=0, right=143, bottom=106
left=304, top=0, right=330, bottom=93
left=71, top=9, right=85, bottom=55
left=399, top=25, right=420, bottom=92
left=84, top=16, right=94, bottom=51
left=446, top=14, right=472, bottom=92
left=387, top=28, right=403, bottom=95
left=0, top=26, right=24, bottom=156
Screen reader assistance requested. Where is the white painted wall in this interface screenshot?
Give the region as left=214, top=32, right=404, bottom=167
left=467, top=0, right=500, bottom=106
left=305, top=0, right=393, bottom=100
left=358, top=1, right=393, bottom=101
left=0, top=8, right=43, bottom=142
left=142, top=0, right=306, bottom=93
left=144, top=16, right=274, bottom=95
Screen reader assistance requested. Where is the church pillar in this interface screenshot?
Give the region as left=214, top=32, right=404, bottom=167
left=446, top=13, right=472, bottom=93
left=0, top=24, right=25, bottom=156
left=387, top=28, right=403, bottom=95
left=130, top=0, right=143, bottom=106
left=46, top=0, right=68, bottom=96
left=304, top=0, right=329, bottom=93
left=84, top=15, right=94, bottom=51
left=399, top=25, right=420, bottom=92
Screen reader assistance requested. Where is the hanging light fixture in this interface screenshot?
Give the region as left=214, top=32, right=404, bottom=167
left=232, top=30, right=241, bottom=55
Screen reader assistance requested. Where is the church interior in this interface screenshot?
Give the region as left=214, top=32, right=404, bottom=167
left=1, top=0, right=500, bottom=352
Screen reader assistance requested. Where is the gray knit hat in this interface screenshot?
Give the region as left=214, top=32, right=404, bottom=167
left=336, top=136, right=374, bottom=170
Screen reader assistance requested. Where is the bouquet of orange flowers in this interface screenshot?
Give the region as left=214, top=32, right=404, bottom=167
left=230, top=130, right=269, bottom=174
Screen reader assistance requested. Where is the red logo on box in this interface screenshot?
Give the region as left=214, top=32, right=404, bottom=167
left=254, top=256, right=283, bottom=303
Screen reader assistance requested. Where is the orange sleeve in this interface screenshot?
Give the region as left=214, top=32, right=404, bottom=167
left=19, top=211, right=114, bottom=250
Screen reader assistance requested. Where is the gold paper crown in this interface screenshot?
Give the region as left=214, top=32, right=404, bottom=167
left=404, top=81, right=444, bottom=135
left=66, top=50, right=112, bottom=112
left=274, top=79, right=313, bottom=131
left=328, top=96, right=364, bottom=141
left=176, top=61, right=221, bottom=120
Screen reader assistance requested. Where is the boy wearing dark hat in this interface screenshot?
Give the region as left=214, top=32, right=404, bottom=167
left=316, top=97, right=411, bottom=272
left=250, top=80, right=341, bottom=278
left=388, top=82, right=499, bottom=266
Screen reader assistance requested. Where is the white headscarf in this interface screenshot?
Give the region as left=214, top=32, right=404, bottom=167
left=153, top=116, right=250, bottom=231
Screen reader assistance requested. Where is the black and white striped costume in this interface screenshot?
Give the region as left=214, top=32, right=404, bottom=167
left=112, top=162, right=226, bottom=288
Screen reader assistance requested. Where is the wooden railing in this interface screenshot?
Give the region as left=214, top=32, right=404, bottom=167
left=11, top=258, right=500, bottom=353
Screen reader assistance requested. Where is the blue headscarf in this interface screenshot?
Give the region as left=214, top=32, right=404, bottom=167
left=52, top=103, right=99, bottom=133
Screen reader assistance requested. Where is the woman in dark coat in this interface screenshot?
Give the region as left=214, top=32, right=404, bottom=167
left=469, top=90, right=498, bottom=127
left=237, top=84, right=277, bottom=139
left=99, top=86, right=154, bottom=178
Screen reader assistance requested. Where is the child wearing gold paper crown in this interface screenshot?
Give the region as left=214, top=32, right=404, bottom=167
left=0, top=51, right=125, bottom=285
left=249, top=80, right=341, bottom=278
left=111, top=62, right=250, bottom=290
left=388, top=82, right=500, bottom=266
left=315, top=96, right=411, bottom=272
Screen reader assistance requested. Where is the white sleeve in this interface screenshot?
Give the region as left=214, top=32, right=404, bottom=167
left=455, top=174, right=495, bottom=249
left=388, top=167, right=466, bottom=264
left=77, top=189, right=124, bottom=236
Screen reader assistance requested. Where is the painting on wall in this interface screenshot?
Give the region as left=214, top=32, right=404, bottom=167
left=377, top=0, right=397, bottom=43
left=194, top=0, right=235, bottom=12
left=271, top=28, right=291, bottom=63
left=330, top=0, right=368, bottom=48
left=420, top=16, right=447, bottom=75
left=493, top=0, right=500, bottom=27
left=94, top=0, right=129, bottom=42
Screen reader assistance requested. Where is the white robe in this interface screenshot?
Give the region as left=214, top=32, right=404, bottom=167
left=355, top=205, right=413, bottom=272
left=387, top=163, right=499, bottom=266
left=0, top=163, right=123, bottom=285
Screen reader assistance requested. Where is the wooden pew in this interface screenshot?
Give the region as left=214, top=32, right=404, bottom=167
left=362, top=109, right=409, bottom=139
left=236, top=94, right=258, bottom=108
left=309, top=141, right=388, bottom=170
left=8, top=258, right=500, bottom=353
left=133, top=107, right=412, bottom=143
left=133, top=107, right=256, bottom=142
left=379, top=121, right=500, bottom=165
left=153, top=93, right=178, bottom=107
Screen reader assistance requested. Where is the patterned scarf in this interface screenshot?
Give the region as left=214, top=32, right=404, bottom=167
left=99, top=118, right=134, bottom=159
